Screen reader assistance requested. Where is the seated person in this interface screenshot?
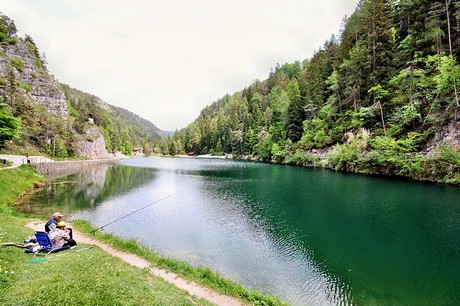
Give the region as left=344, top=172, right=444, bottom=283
left=48, top=221, right=77, bottom=249
left=45, top=212, right=73, bottom=239
left=45, top=212, right=63, bottom=233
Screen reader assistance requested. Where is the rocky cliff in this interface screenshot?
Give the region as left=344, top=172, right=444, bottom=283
left=0, top=39, right=69, bottom=117
left=74, top=126, right=109, bottom=159
left=0, top=12, right=163, bottom=159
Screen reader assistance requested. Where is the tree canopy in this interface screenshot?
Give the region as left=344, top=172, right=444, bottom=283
left=158, top=0, right=460, bottom=184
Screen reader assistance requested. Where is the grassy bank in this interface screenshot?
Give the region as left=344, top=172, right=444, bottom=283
left=0, top=165, right=43, bottom=212
left=75, top=220, right=284, bottom=305
left=283, top=142, right=460, bottom=185
left=0, top=166, right=212, bottom=305
left=0, top=215, right=212, bottom=305
left=0, top=166, right=284, bottom=305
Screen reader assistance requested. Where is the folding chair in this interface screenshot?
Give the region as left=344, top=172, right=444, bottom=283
left=34, top=231, right=70, bottom=256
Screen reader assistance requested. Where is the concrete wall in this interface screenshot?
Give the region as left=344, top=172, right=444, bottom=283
left=34, top=159, right=120, bottom=176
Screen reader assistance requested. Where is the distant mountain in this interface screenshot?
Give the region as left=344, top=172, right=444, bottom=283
left=0, top=12, right=164, bottom=157
left=162, top=130, right=175, bottom=137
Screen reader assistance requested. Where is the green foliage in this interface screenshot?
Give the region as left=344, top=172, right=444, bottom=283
left=327, top=139, right=364, bottom=172
left=59, top=83, right=162, bottom=155
left=0, top=13, right=17, bottom=38
left=0, top=103, right=21, bottom=148
left=7, top=37, right=18, bottom=45
left=24, top=34, right=46, bottom=71
left=152, top=0, right=460, bottom=184
left=10, top=56, right=24, bottom=72
left=121, top=140, right=133, bottom=156
left=19, top=82, right=31, bottom=93
left=283, top=146, right=320, bottom=166
left=423, top=146, right=460, bottom=184
left=0, top=216, right=212, bottom=306
left=0, top=165, right=42, bottom=208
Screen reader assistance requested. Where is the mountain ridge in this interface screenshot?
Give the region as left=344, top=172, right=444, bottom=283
left=0, top=12, right=164, bottom=158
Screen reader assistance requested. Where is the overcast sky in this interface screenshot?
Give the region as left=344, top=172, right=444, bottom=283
left=2, top=0, right=357, bottom=131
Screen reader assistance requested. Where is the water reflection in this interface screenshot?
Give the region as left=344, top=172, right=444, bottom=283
left=16, top=164, right=156, bottom=216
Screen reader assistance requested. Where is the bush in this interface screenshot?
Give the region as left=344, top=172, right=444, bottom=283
left=284, top=148, right=320, bottom=166
left=11, top=56, right=25, bottom=72
left=327, top=141, right=363, bottom=172
left=20, top=82, right=31, bottom=93
left=422, top=146, right=460, bottom=184
left=7, top=37, right=18, bottom=45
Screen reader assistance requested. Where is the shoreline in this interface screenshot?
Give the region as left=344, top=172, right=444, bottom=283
left=25, top=220, right=244, bottom=306
left=0, top=165, right=284, bottom=305
left=33, top=158, right=123, bottom=176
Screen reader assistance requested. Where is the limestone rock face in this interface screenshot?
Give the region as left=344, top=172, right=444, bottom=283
left=425, top=119, right=460, bottom=153
left=0, top=41, right=69, bottom=117
left=74, top=126, right=109, bottom=159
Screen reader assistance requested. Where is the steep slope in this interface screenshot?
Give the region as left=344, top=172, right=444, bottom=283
left=163, top=0, right=460, bottom=184
left=59, top=83, right=164, bottom=154
left=0, top=12, right=164, bottom=158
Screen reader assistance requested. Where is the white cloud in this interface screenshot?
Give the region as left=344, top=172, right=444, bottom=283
left=2, top=0, right=357, bottom=130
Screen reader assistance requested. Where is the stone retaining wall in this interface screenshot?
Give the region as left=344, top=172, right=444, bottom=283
left=34, top=159, right=120, bottom=176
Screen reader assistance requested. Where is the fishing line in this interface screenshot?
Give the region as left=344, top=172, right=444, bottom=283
left=91, top=190, right=181, bottom=234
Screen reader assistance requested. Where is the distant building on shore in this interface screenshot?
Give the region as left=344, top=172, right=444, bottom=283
left=132, top=147, right=144, bottom=156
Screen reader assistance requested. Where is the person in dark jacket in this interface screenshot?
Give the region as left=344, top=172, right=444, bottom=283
left=45, top=212, right=63, bottom=233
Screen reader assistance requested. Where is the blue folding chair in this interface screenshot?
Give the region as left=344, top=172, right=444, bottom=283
left=34, top=231, right=70, bottom=256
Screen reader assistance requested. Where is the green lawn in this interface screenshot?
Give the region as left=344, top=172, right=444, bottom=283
left=0, top=165, right=43, bottom=211
left=0, top=215, right=212, bottom=306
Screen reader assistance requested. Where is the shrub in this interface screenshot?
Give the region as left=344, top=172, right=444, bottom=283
left=7, top=37, right=18, bottom=45
left=327, top=141, right=363, bottom=172
left=20, top=82, right=31, bottom=93
left=11, top=56, right=25, bottom=72
left=284, top=148, right=320, bottom=166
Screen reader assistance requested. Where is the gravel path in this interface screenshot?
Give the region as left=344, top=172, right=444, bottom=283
left=26, top=221, right=244, bottom=306
left=0, top=154, right=54, bottom=170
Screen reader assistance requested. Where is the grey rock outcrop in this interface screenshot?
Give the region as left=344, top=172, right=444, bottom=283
left=74, top=126, right=109, bottom=159
left=425, top=119, right=460, bottom=154
left=0, top=40, right=69, bottom=117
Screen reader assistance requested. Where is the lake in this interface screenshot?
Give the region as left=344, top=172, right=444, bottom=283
left=17, top=157, right=460, bottom=305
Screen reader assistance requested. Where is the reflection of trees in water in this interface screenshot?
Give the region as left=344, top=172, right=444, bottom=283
left=72, top=164, right=110, bottom=205
left=18, top=165, right=156, bottom=214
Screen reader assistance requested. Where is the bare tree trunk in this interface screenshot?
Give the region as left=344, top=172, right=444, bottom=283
left=446, top=0, right=453, bottom=56
left=377, top=101, right=387, bottom=137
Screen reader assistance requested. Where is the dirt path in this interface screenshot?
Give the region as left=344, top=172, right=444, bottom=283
left=26, top=221, right=244, bottom=306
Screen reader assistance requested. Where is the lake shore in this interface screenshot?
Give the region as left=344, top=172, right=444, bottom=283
left=0, top=165, right=284, bottom=305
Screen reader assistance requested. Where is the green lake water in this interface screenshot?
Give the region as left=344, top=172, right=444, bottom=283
left=17, top=157, right=460, bottom=305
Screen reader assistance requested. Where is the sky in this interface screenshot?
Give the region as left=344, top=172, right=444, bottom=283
left=2, top=0, right=358, bottom=131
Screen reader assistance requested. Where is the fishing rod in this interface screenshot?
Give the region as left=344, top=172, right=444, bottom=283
left=91, top=190, right=181, bottom=234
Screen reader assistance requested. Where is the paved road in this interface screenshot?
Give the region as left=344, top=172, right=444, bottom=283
left=0, top=154, right=54, bottom=170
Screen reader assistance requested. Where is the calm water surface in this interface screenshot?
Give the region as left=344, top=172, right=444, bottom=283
left=17, top=157, right=460, bottom=305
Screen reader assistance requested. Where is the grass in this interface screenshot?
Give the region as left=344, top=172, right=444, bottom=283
left=0, top=215, right=213, bottom=306
left=0, top=160, right=13, bottom=168
left=74, top=221, right=285, bottom=306
left=0, top=165, right=285, bottom=305
left=0, top=165, right=43, bottom=211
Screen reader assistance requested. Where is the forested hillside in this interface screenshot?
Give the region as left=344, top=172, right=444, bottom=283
left=59, top=84, right=164, bottom=155
left=160, top=0, right=460, bottom=184
left=0, top=12, right=163, bottom=158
